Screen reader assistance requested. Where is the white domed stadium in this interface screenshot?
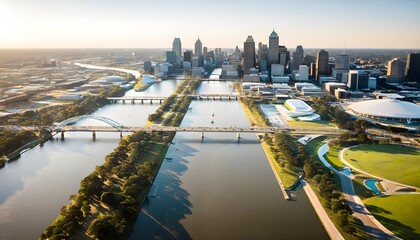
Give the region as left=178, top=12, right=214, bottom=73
left=348, top=99, right=420, bottom=124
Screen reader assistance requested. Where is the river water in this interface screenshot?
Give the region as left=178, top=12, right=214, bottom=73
left=0, top=80, right=181, bottom=240
left=0, top=79, right=328, bottom=240
left=128, top=82, right=328, bottom=240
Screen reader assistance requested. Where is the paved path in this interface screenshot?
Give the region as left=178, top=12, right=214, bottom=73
left=318, top=143, right=400, bottom=239
left=300, top=179, right=344, bottom=240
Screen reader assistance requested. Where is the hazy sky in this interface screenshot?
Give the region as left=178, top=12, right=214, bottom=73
left=1, top=0, right=419, bottom=49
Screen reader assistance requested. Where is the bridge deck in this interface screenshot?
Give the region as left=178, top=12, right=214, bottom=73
left=56, top=125, right=344, bottom=136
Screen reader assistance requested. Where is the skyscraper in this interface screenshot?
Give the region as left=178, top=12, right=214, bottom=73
left=316, top=49, right=329, bottom=81
left=268, top=30, right=279, bottom=66
left=243, top=35, right=256, bottom=75
left=172, top=38, right=182, bottom=64
left=258, top=44, right=268, bottom=72
left=335, top=54, right=350, bottom=69
left=387, top=58, right=405, bottom=83
left=405, top=53, right=420, bottom=83
left=183, top=50, right=193, bottom=63
left=292, top=45, right=304, bottom=71
left=194, top=37, right=203, bottom=57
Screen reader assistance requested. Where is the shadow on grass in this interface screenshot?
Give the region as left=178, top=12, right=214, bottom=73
left=353, top=179, right=375, bottom=199
left=366, top=204, right=420, bottom=239
left=349, top=144, right=420, bottom=155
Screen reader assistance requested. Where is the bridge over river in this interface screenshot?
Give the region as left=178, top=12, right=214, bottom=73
left=52, top=115, right=344, bottom=139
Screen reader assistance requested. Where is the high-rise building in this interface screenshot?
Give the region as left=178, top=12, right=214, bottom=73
left=298, top=65, right=309, bottom=81
left=268, top=30, right=279, bottom=66
left=332, top=53, right=350, bottom=82
left=166, top=51, right=176, bottom=64
left=172, top=38, right=182, bottom=64
left=405, top=53, right=420, bottom=83
left=279, top=46, right=289, bottom=68
left=183, top=50, right=193, bottom=63
left=335, top=54, right=349, bottom=69
left=347, top=70, right=369, bottom=90
left=258, top=44, right=268, bottom=72
left=194, top=37, right=203, bottom=57
left=316, top=49, right=329, bottom=81
left=243, top=35, right=256, bottom=75
left=203, top=47, right=208, bottom=57
left=230, top=45, right=242, bottom=69
left=387, top=58, right=405, bottom=83
left=144, top=61, right=152, bottom=73
left=292, top=45, right=304, bottom=71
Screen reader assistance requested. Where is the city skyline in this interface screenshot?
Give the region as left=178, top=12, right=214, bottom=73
left=1, top=0, right=420, bottom=49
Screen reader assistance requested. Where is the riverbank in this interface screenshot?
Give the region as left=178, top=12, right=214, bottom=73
left=41, top=79, right=201, bottom=239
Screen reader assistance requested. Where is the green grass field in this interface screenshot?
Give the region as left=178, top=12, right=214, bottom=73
left=364, top=194, right=420, bottom=239
left=342, top=144, right=420, bottom=188
left=325, top=146, right=344, bottom=170
left=288, top=120, right=336, bottom=129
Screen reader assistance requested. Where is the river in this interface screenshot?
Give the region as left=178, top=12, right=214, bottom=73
left=128, top=81, right=328, bottom=239
left=0, top=77, right=328, bottom=240
left=0, top=80, right=181, bottom=240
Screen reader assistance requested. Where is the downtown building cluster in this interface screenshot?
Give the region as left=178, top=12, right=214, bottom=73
left=143, top=33, right=420, bottom=100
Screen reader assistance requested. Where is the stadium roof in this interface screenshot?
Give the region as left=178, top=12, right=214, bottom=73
left=349, top=99, right=420, bottom=119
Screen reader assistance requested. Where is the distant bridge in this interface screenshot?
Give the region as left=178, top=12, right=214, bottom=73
left=107, top=94, right=245, bottom=103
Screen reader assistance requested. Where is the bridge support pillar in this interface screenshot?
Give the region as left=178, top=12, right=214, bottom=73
left=150, top=100, right=153, bottom=104
left=141, top=99, right=144, bottom=104
left=119, top=132, right=123, bottom=138
left=61, top=132, right=65, bottom=140
left=160, top=99, right=162, bottom=104
left=92, top=131, right=96, bottom=140
left=201, top=132, right=204, bottom=139
left=122, top=100, right=125, bottom=104
left=237, top=133, right=240, bottom=139
left=131, top=99, right=135, bottom=104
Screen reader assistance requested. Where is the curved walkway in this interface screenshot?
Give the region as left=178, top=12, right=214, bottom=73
left=318, top=143, right=400, bottom=239
left=339, top=146, right=420, bottom=190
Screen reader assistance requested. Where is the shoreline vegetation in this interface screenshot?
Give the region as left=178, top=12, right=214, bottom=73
left=40, top=79, right=200, bottom=240
left=0, top=85, right=127, bottom=165
left=235, top=84, right=369, bottom=239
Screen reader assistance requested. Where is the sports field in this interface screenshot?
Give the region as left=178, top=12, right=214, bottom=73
left=364, top=194, right=420, bottom=239
left=342, top=144, right=420, bottom=188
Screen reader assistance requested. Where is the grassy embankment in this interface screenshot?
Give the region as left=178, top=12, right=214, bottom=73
left=342, top=144, right=420, bottom=188
left=306, top=136, right=370, bottom=240
left=364, top=194, right=420, bottom=239
left=41, top=79, right=201, bottom=240
left=288, top=120, right=337, bottom=129
left=234, top=82, right=298, bottom=188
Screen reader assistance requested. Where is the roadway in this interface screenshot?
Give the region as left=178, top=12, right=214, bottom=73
left=317, top=143, right=400, bottom=239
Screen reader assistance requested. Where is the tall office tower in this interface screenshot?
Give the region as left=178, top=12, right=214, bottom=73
left=258, top=44, right=269, bottom=72
left=278, top=46, right=289, bottom=67
left=292, top=45, right=304, bottom=71
left=387, top=58, right=405, bottom=83
left=143, top=61, right=152, bottom=73
left=316, top=49, right=329, bottom=81
left=194, top=37, right=203, bottom=57
left=172, top=38, right=182, bottom=64
left=405, top=53, right=420, bottom=83
left=268, top=30, right=279, bottom=66
left=335, top=54, right=350, bottom=69
left=304, top=55, right=316, bottom=66
left=332, top=53, right=350, bottom=82
left=243, top=35, right=256, bottom=75
left=166, top=51, right=176, bottom=64
left=298, top=65, right=309, bottom=81
left=203, top=47, right=208, bottom=57
left=230, top=45, right=242, bottom=68
left=348, top=70, right=369, bottom=90
left=183, top=50, right=193, bottom=63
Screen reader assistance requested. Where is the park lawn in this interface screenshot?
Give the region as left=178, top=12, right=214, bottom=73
left=364, top=194, right=420, bottom=239
left=342, top=144, right=420, bottom=188
left=325, top=146, right=345, bottom=170
left=288, top=120, right=336, bottom=129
